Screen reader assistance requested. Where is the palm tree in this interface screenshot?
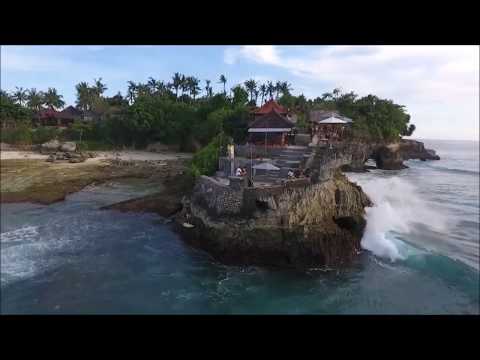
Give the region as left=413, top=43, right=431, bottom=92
left=94, top=78, right=107, bottom=97
left=219, top=74, right=227, bottom=95
left=279, top=81, right=292, bottom=97
left=266, top=81, right=275, bottom=100
left=147, top=77, right=158, bottom=93
left=12, top=87, right=28, bottom=106
left=254, top=88, right=259, bottom=105
left=171, top=72, right=183, bottom=99
left=155, top=80, right=166, bottom=95
left=26, top=88, right=44, bottom=111
left=180, top=75, right=188, bottom=98
left=205, top=79, right=211, bottom=97
left=136, top=83, right=151, bottom=97
left=188, top=77, right=201, bottom=100
left=76, top=82, right=93, bottom=114
left=259, top=84, right=267, bottom=105
left=244, top=79, right=257, bottom=103
left=43, top=87, right=65, bottom=110
left=274, top=81, right=283, bottom=99
left=126, top=81, right=137, bottom=104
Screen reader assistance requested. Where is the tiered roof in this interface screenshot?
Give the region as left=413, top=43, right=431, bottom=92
left=248, top=109, right=294, bottom=132
left=252, top=99, right=288, bottom=115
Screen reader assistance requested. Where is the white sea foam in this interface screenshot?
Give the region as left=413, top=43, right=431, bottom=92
left=351, top=176, right=450, bottom=262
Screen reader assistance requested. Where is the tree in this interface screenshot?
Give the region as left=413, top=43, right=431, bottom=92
left=205, top=79, right=213, bottom=97
left=244, top=79, right=257, bottom=104
left=126, top=81, right=137, bottom=104
left=188, top=77, right=201, bottom=100
left=170, top=72, right=183, bottom=99
left=275, top=81, right=282, bottom=99
left=279, top=81, right=292, bottom=97
left=219, top=74, right=227, bottom=95
left=147, top=77, right=158, bottom=93
left=266, top=81, right=275, bottom=100
left=231, top=85, right=248, bottom=106
left=402, top=123, right=416, bottom=137
left=12, top=87, right=28, bottom=106
left=180, top=75, right=188, bottom=98
left=259, top=84, right=267, bottom=105
left=43, top=87, right=65, bottom=110
left=75, top=82, right=96, bottom=114
left=93, top=78, right=107, bottom=97
left=26, top=88, right=44, bottom=111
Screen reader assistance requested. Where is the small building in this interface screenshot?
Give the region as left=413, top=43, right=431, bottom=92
left=58, top=106, right=83, bottom=125
left=309, top=110, right=353, bottom=141
left=33, top=106, right=102, bottom=127
left=248, top=108, right=295, bottom=147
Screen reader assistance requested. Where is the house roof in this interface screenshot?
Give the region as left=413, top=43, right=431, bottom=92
left=58, top=106, right=83, bottom=119
left=249, top=109, right=294, bottom=131
left=252, top=99, right=288, bottom=115
left=310, top=110, right=352, bottom=124
left=36, top=108, right=59, bottom=119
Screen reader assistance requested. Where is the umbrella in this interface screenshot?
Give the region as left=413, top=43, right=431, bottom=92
left=252, top=162, right=280, bottom=171
left=318, top=116, right=348, bottom=124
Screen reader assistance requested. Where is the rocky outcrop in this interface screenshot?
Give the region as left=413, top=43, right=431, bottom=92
left=40, top=140, right=61, bottom=153
left=175, top=172, right=371, bottom=269
left=60, top=141, right=77, bottom=152
left=397, top=139, right=440, bottom=161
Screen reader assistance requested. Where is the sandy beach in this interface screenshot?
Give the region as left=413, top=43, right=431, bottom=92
left=0, top=150, right=192, bottom=162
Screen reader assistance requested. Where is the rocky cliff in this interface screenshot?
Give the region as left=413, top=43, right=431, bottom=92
left=175, top=172, right=371, bottom=269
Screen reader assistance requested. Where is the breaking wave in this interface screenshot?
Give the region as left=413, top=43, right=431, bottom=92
left=356, top=177, right=450, bottom=261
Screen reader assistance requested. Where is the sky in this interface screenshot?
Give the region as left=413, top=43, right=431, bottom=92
left=1, top=45, right=478, bottom=141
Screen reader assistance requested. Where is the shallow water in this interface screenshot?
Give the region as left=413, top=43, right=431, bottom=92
left=1, top=140, right=479, bottom=314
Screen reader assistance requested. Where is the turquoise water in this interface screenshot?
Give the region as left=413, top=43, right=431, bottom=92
left=1, top=140, right=478, bottom=314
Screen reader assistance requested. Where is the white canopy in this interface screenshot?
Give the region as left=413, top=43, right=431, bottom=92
left=318, top=116, right=348, bottom=124
left=248, top=128, right=292, bottom=133
left=252, top=162, right=280, bottom=171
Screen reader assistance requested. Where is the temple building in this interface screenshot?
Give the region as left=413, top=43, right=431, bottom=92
left=33, top=106, right=100, bottom=127
left=247, top=100, right=296, bottom=146
left=309, top=110, right=353, bottom=142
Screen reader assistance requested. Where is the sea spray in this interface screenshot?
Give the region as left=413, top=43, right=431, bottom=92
left=350, top=175, right=450, bottom=261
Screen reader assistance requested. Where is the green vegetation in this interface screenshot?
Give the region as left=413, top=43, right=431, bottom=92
left=189, top=132, right=231, bottom=177
left=3, top=76, right=416, bottom=167
left=306, top=89, right=414, bottom=141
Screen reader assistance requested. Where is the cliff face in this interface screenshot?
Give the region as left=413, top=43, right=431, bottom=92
left=175, top=172, right=371, bottom=269
left=328, top=139, right=440, bottom=171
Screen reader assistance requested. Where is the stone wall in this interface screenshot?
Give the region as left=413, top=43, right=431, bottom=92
left=191, top=176, right=246, bottom=217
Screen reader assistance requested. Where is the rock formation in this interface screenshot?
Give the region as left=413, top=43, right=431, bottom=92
left=175, top=172, right=371, bottom=269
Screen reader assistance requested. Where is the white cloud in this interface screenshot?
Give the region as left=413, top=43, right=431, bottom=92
left=224, top=45, right=479, bottom=140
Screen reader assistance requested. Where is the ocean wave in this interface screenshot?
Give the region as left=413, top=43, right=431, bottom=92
left=430, top=165, right=479, bottom=176
left=357, top=177, right=452, bottom=262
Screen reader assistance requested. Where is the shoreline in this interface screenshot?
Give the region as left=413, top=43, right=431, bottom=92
left=0, top=150, right=192, bottom=205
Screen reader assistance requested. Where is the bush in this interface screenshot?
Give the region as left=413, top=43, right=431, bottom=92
left=1, top=126, right=32, bottom=145
left=189, top=132, right=230, bottom=177
left=31, top=127, right=61, bottom=144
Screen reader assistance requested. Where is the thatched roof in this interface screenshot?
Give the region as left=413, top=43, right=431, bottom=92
left=249, top=109, right=294, bottom=131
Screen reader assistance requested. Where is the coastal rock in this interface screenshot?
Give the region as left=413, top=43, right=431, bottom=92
left=175, top=172, right=371, bottom=269
left=372, top=144, right=408, bottom=170
left=40, top=140, right=61, bottom=153
left=398, top=139, right=440, bottom=161
left=60, top=141, right=77, bottom=152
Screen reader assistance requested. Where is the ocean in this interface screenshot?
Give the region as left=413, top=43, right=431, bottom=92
left=1, top=139, right=478, bottom=314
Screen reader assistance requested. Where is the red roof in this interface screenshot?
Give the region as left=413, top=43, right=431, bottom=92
left=253, top=100, right=288, bottom=115
left=249, top=109, right=294, bottom=129
left=37, top=108, right=60, bottom=119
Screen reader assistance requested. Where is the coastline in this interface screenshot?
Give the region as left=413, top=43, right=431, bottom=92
left=0, top=150, right=192, bottom=205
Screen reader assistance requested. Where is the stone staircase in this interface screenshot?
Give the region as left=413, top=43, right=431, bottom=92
left=253, top=145, right=312, bottom=182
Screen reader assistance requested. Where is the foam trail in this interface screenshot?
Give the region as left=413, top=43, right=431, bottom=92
left=353, top=176, right=449, bottom=261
